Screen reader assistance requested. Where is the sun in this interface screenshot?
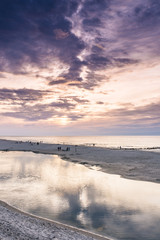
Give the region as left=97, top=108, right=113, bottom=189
left=60, top=116, right=69, bottom=126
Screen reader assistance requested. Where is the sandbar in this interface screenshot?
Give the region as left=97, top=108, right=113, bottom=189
left=0, top=139, right=160, bottom=183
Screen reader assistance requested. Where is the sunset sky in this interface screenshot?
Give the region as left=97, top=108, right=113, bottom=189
left=0, top=0, right=160, bottom=136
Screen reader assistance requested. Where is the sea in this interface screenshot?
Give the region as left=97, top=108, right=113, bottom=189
left=1, top=135, right=160, bottom=149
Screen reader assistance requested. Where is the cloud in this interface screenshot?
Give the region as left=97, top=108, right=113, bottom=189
left=0, top=0, right=84, bottom=76
left=0, top=0, right=145, bottom=90
left=113, top=58, right=139, bottom=67
left=96, top=101, right=104, bottom=105
left=3, top=104, right=85, bottom=122
left=105, top=102, right=160, bottom=127
left=86, top=54, right=111, bottom=70
left=81, top=0, right=111, bottom=15
left=0, top=73, right=5, bottom=78
left=67, top=114, right=85, bottom=121
left=0, top=88, right=49, bottom=104
left=3, top=108, right=54, bottom=121
left=134, top=0, right=160, bottom=27
left=49, top=99, right=76, bottom=110
left=48, top=79, right=69, bottom=86
left=0, top=89, right=81, bottom=121
left=54, top=29, right=69, bottom=39
left=68, top=96, right=89, bottom=104
left=0, top=0, right=160, bottom=133
left=2, top=103, right=66, bottom=121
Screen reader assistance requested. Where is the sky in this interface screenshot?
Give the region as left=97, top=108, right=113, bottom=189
left=0, top=0, right=160, bottom=136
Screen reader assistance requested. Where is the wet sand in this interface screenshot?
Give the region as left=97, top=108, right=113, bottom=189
left=0, top=200, right=110, bottom=240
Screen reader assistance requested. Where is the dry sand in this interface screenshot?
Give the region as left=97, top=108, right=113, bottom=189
left=0, top=138, right=160, bottom=183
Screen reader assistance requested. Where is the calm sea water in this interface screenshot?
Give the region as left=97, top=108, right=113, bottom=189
left=1, top=136, right=160, bottom=149
left=0, top=151, right=160, bottom=240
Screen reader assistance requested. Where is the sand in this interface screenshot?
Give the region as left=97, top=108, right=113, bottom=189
left=0, top=201, right=109, bottom=240
left=0, top=138, right=160, bottom=239
left=0, top=138, right=160, bottom=183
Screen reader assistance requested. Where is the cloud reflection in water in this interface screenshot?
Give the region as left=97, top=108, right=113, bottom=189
left=0, top=151, right=160, bottom=239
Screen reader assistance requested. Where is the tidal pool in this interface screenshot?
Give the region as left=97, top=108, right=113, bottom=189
left=0, top=151, right=160, bottom=240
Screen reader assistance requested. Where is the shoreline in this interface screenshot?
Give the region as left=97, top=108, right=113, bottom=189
left=0, top=200, right=110, bottom=240
left=0, top=139, right=115, bottom=240
left=0, top=138, right=160, bottom=239
left=0, top=139, right=160, bottom=183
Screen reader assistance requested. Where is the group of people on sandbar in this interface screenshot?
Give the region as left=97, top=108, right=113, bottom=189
left=57, top=146, right=70, bottom=151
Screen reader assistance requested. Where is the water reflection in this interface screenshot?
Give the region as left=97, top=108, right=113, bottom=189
left=0, top=151, right=160, bottom=240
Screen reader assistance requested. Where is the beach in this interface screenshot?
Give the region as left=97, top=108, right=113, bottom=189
left=0, top=138, right=160, bottom=239
left=0, top=201, right=108, bottom=240
left=0, top=139, right=160, bottom=183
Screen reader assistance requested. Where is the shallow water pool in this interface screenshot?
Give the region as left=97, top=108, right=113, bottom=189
left=0, top=151, right=160, bottom=240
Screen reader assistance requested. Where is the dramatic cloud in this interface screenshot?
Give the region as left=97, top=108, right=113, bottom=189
left=0, top=0, right=160, bottom=134
left=0, top=0, right=83, bottom=74
left=0, top=0, right=147, bottom=88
